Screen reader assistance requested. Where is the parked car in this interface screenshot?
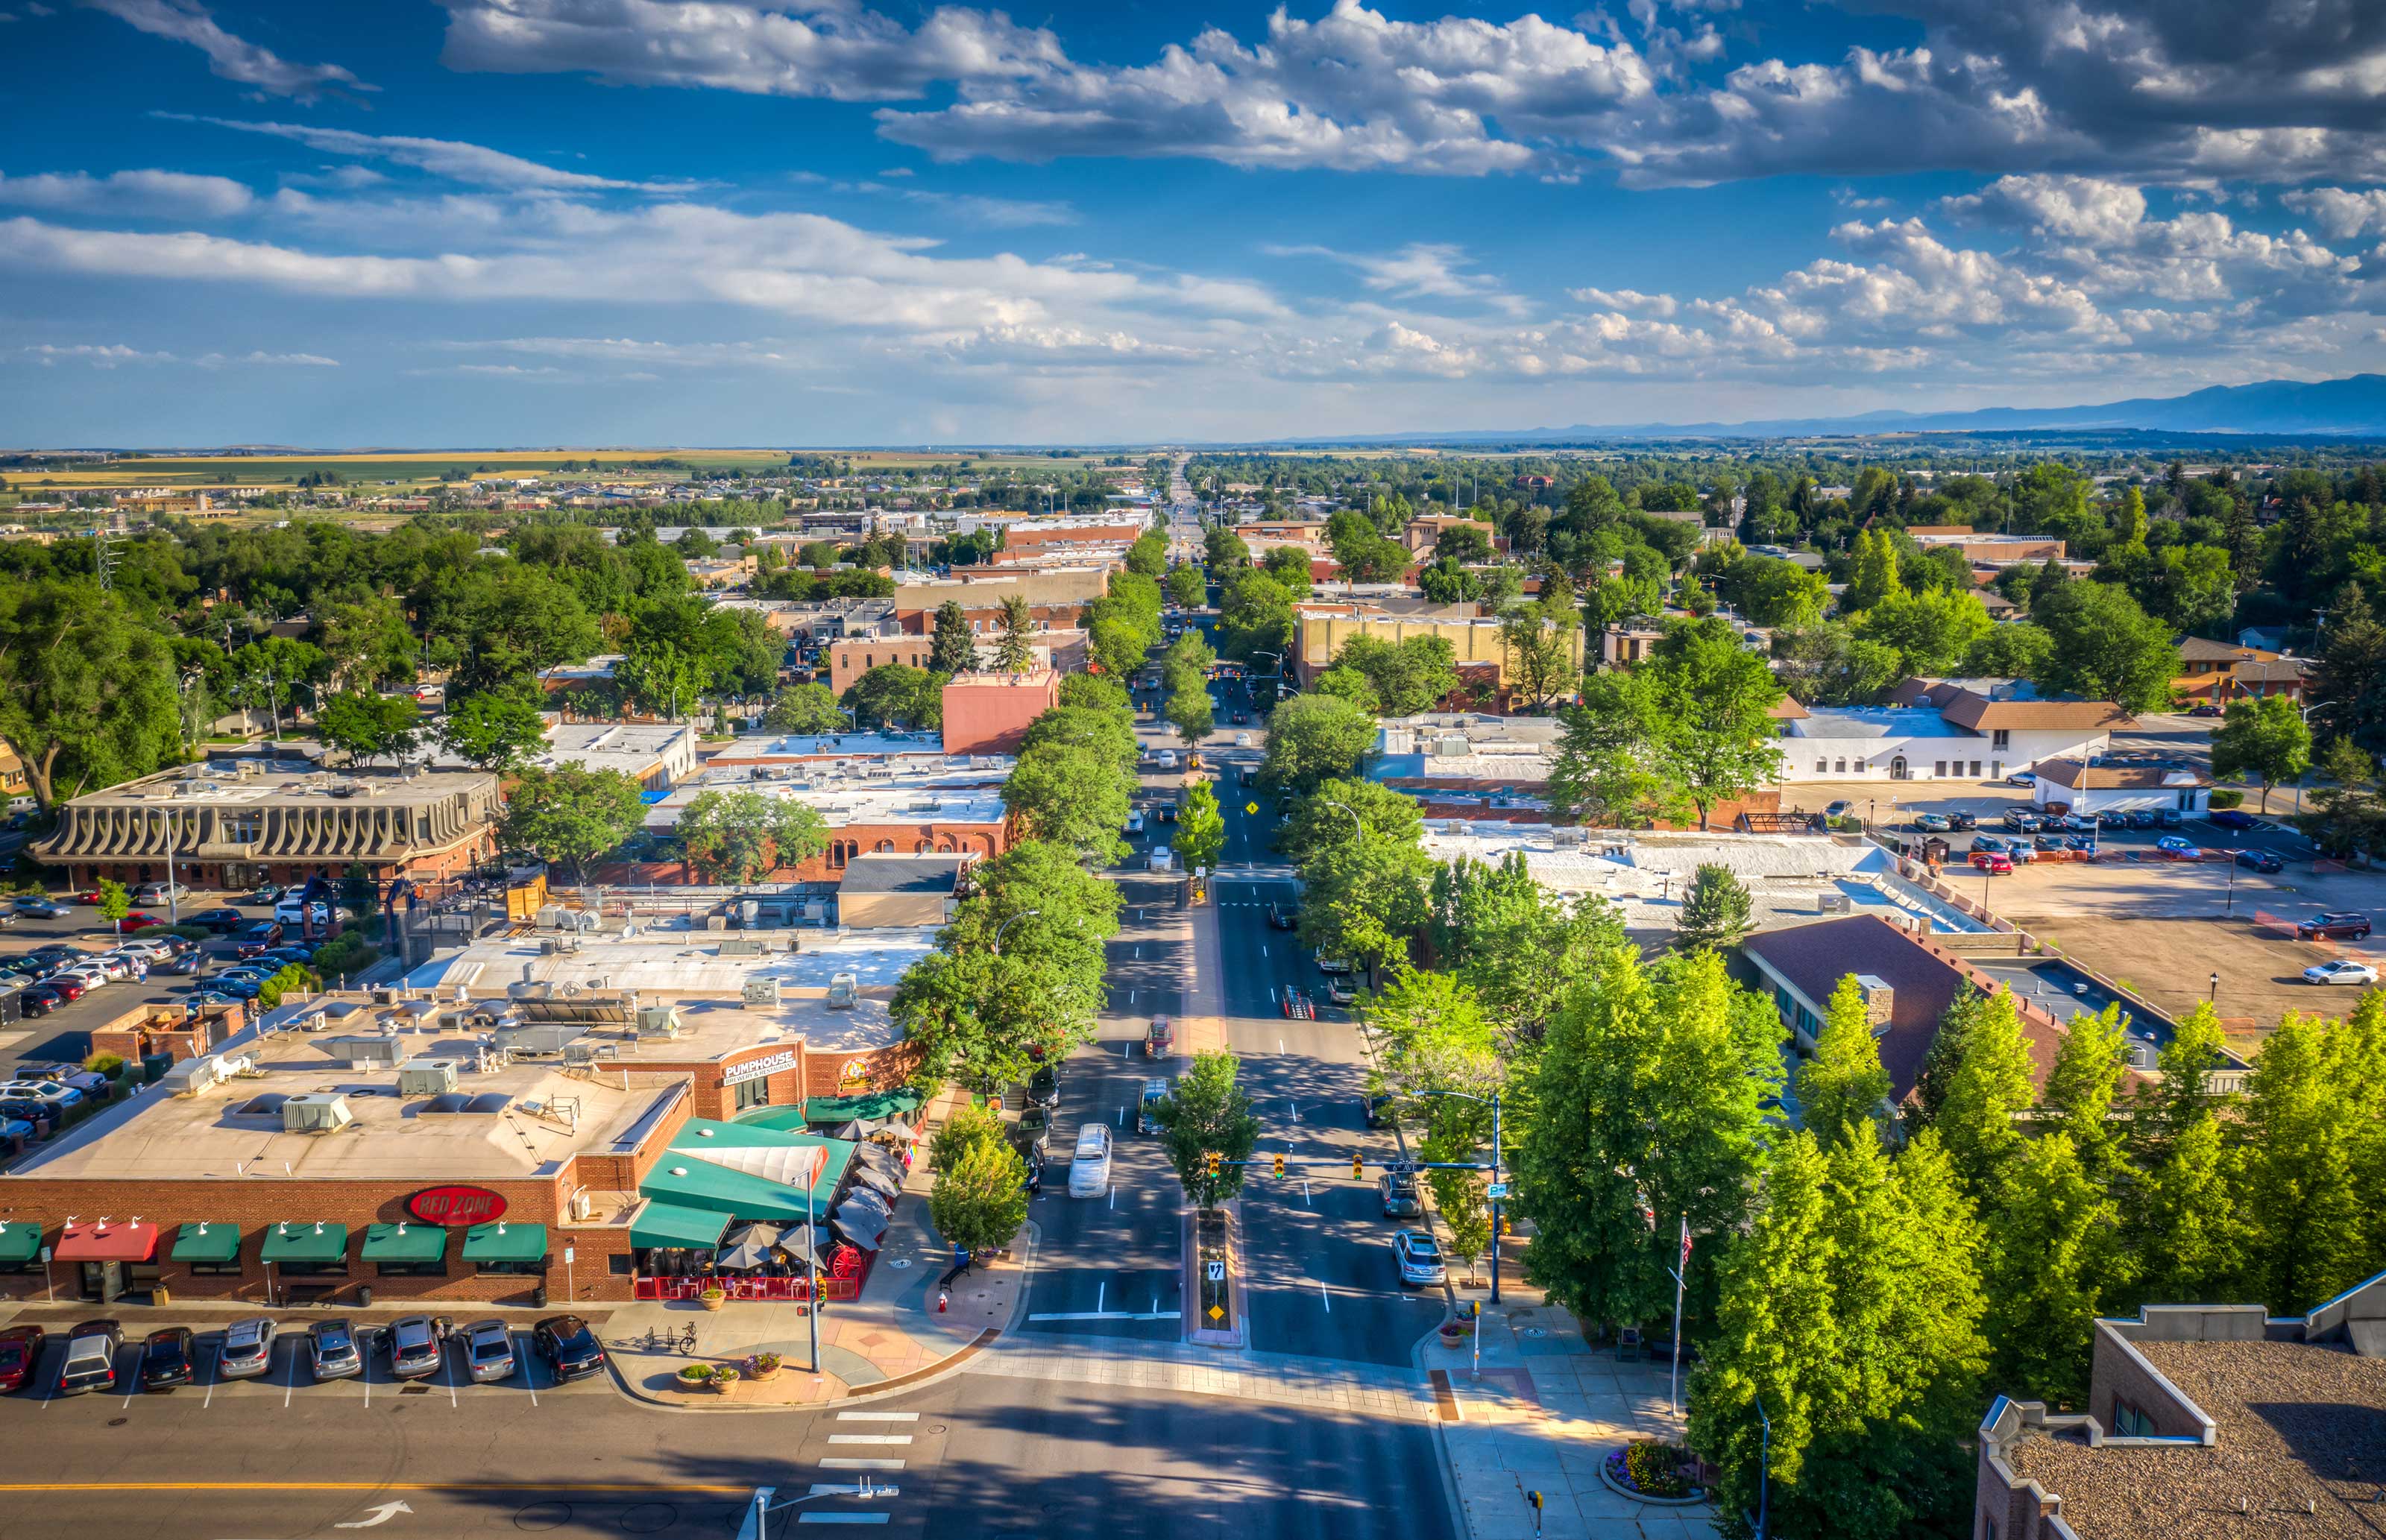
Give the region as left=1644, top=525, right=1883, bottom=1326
left=1946, top=811, right=1978, bottom=830
left=56, top=1320, right=124, bottom=1395
left=1007, top=1107, right=1052, bottom=1165
left=1970, top=850, right=2015, bottom=874
left=12, top=897, right=67, bottom=919
left=0, top=1082, right=83, bottom=1110
left=1391, top=1230, right=1447, bottom=1288
left=199, top=976, right=265, bottom=1001
left=2187, top=703, right=2224, bottom=717
left=2303, top=959, right=2380, bottom=987
left=307, top=1319, right=364, bottom=1382
left=131, top=882, right=189, bottom=906
left=2234, top=850, right=2284, bottom=874
left=1315, top=950, right=1354, bottom=975
left=1067, top=1122, right=1114, bottom=1198
left=2001, top=809, right=2045, bottom=832
left=1326, top=979, right=1359, bottom=1006
left=1378, top=1172, right=1423, bottom=1219
left=1124, top=811, right=1146, bottom=836
left=384, top=1316, right=447, bottom=1380
left=1910, top=812, right=1953, bottom=833
left=185, top=907, right=248, bottom=932
left=1823, top=801, right=1854, bottom=821
left=460, top=1319, right=516, bottom=1383
left=1363, top=1093, right=1394, bottom=1130
left=2058, top=813, right=2101, bottom=834
left=234, top=921, right=286, bottom=957
left=2004, top=769, right=2039, bottom=786
left=242, top=886, right=283, bottom=906
left=1266, top=901, right=1297, bottom=931
left=2155, top=809, right=2185, bottom=829
left=1136, top=1077, right=1169, bottom=1135
left=2296, top=912, right=2373, bottom=941
left=217, top=1318, right=277, bottom=1380
left=139, top=1328, right=196, bottom=1391
left=19, top=984, right=71, bottom=1015
left=2156, top=836, right=2200, bottom=856
left=530, top=1316, right=606, bottom=1382
left=1144, top=1015, right=1173, bottom=1058
left=2209, top=809, right=2260, bottom=831
left=1024, top=1064, right=1060, bottom=1111
left=0, top=1325, right=46, bottom=1395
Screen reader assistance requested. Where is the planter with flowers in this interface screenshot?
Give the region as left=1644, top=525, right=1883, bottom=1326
left=1599, top=1441, right=1706, bottom=1506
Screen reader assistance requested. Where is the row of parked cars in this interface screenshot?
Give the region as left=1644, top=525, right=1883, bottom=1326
left=0, top=931, right=201, bottom=1016
left=0, top=1314, right=607, bottom=1396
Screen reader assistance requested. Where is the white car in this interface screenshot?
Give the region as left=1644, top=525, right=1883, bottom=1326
left=1150, top=845, right=1174, bottom=872
left=1234, top=733, right=1251, bottom=746
left=2302, top=959, right=2379, bottom=986
left=1125, top=812, right=1146, bottom=836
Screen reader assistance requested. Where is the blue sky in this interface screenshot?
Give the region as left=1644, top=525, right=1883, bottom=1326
left=6, top=0, right=2386, bottom=445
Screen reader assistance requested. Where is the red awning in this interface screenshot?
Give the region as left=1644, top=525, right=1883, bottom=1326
left=53, top=1220, right=160, bottom=1263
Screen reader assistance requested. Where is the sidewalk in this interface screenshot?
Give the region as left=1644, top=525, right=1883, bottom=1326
left=602, top=1157, right=1030, bottom=1409
left=1423, top=1282, right=1714, bottom=1540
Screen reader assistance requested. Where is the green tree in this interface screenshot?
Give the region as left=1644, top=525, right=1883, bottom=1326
left=499, top=764, right=649, bottom=882
left=317, top=689, right=424, bottom=766
left=1330, top=635, right=1459, bottom=717
left=1499, top=608, right=1578, bottom=710
left=1517, top=947, right=1782, bottom=1332
left=843, top=663, right=942, bottom=731
left=438, top=691, right=550, bottom=771
left=929, top=1120, right=1030, bottom=1260
left=1165, top=685, right=1214, bottom=745
left=1176, top=780, right=1226, bottom=875
left=2121, top=1004, right=2247, bottom=1309
left=1057, top=672, right=1130, bottom=715
left=1216, top=569, right=1296, bottom=663
left=1259, top=692, right=1374, bottom=793
left=928, top=601, right=979, bottom=677
left=1933, top=988, right=2036, bottom=1213
left=312, top=594, right=418, bottom=693
left=2238, top=1004, right=2379, bottom=1312
left=1203, top=524, right=1250, bottom=568
left=1851, top=588, right=1992, bottom=678
left=1640, top=618, right=1787, bottom=830
left=1310, top=665, right=1380, bottom=715
left=761, top=683, right=846, bottom=734
left=1673, top=863, right=1753, bottom=953
left=990, top=595, right=1036, bottom=672
left=1983, top=1133, right=2121, bottom=1404
left=1416, top=555, right=1481, bottom=604
left=1156, top=1050, right=1261, bottom=1212
left=1546, top=673, right=1684, bottom=827
left=613, top=596, right=725, bottom=719
left=1842, top=528, right=1900, bottom=613
left=1962, top=621, right=2054, bottom=680
left=1088, top=616, right=1150, bottom=679
left=98, top=877, right=131, bottom=935
left=2294, top=736, right=2386, bottom=861
left=1003, top=742, right=1131, bottom=865
left=2038, top=1003, right=2129, bottom=1181
left=2307, top=584, right=2386, bottom=755
left=0, top=579, right=183, bottom=807
left=1165, top=564, right=1207, bottom=608
left=677, top=788, right=828, bottom=885
left=2029, top=581, right=2182, bottom=712
left=1907, top=988, right=1986, bottom=1135
left=1285, top=783, right=1434, bottom=979
left=2210, top=694, right=2312, bottom=812
left=1125, top=529, right=1169, bottom=578
left=1797, top=976, right=1893, bottom=1149
left=1427, top=853, right=1625, bottom=1044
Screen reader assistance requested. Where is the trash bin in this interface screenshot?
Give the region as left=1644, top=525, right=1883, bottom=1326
left=531, top=1283, right=549, bottom=1309
left=357, top=1286, right=374, bottom=1307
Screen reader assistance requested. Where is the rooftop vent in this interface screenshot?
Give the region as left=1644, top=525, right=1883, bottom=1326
left=281, top=1092, right=353, bottom=1133
left=396, top=1058, right=462, bottom=1096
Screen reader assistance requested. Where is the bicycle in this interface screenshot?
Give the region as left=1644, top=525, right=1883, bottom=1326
left=676, top=1322, right=699, bottom=1356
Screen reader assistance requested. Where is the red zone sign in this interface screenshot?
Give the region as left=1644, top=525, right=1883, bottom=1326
left=405, top=1184, right=509, bottom=1226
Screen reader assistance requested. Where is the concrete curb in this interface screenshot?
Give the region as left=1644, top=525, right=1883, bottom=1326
left=1411, top=1321, right=1476, bottom=1540
left=599, top=1219, right=1045, bottom=1413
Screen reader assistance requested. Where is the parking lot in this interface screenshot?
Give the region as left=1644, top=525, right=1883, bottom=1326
left=0, top=1313, right=616, bottom=1418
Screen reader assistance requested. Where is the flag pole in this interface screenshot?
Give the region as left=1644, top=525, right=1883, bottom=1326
left=1668, top=1216, right=1689, bottom=1416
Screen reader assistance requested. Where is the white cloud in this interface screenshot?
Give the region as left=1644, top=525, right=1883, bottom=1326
left=0, top=168, right=254, bottom=218
left=171, top=116, right=690, bottom=194
left=11, top=341, right=178, bottom=367
left=438, top=0, right=1064, bottom=101
left=1937, top=175, right=2148, bottom=242
left=1567, top=286, right=1678, bottom=317
left=79, top=0, right=371, bottom=98
left=1274, top=242, right=1518, bottom=308
left=2283, top=186, right=2386, bottom=240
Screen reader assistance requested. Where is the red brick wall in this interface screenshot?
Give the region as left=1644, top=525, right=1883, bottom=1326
left=829, top=635, right=937, bottom=695
left=940, top=674, right=1060, bottom=756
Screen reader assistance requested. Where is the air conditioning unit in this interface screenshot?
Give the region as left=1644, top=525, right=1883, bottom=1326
left=281, top=1093, right=353, bottom=1133
left=635, top=1005, right=683, bottom=1038
left=1818, top=892, right=1852, bottom=915
left=742, top=978, right=783, bottom=1007
left=825, top=971, right=860, bottom=1009
left=397, top=1058, right=462, bottom=1096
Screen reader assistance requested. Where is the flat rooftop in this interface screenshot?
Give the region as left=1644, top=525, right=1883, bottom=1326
left=704, top=730, right=963, bottom=762
left=2006, top=1337, right=2386, bottom=1539
left=643, top=765, right=1008, bottom=831
left=62, top=763, right=500, bottom=810
left=406, top=927, right=935, bottom=1009
left=1793, top=707, right=1975, bottom=739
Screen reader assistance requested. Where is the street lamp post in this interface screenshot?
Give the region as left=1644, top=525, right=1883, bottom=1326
left=2209, top=971, right=2220, bottom=1004
left=991, top=909, right=1041, bottom=956
left=1754, top=1395, right=1772, bottom=1539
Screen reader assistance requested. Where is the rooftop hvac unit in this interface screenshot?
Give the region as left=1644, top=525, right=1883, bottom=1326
left=397, top=1058, right=462, bottom=1096
left=742, top=978, right=783, bottom=1007
left=322, top=1035, right=407, bottom=1065
left=802, top=900, right=829, bottom=924
left=537, top=906, right=564, bottom=929
left=635, top=1005, right=683, bottom=1038
left=1429, top=734, right=1472, bottom=757
left=825, top=971, right=860, bottom=1009
left=281, top=1093, right=353, bottom=1133
left=719, top=938, right=764, bottom=958
left=494, top=1023, right=585, bottom=1058
left=1818, top=892, right=1853, bottom=915
left=706, top=915, right=728, bottom=932
left=509, top=979, right=554, bottom=1000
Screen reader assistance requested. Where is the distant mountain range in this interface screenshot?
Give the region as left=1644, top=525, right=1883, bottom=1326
left=1306, top=373, right=2386, bottom=445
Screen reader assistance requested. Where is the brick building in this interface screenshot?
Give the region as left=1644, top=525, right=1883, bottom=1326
left=34, top=763, right=503, bottom=897
left=645, top=762, right=1011, bottom=878
left=942, top=669, right=1061, bottom=757
left=0, top=944, right=922, bottom=1308
left=828, top=634, right=937, bottom=694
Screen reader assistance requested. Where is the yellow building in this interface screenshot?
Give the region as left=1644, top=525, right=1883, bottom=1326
left=1294, top=610, right=1586, bottom=687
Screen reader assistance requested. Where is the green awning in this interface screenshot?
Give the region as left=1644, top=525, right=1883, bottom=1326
left=640, top=1119, right=857, bottom=1224
left=0, top=1222, right=42, bottom=1265
left=799, top=1089, right=922, bottom=1125
left=260, top=1222, right=348, bottom=1264
left=629, top=1202, right=731, bottom=1250
left=171, top=1222, right=241, bottom=1265
left=361, top=1223, right=447, bottom=1263
left=462, top=1222, right=547, bottom=1263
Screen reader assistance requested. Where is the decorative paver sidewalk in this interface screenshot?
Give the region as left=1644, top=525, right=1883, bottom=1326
left=1425, top=1287, right=1716, bottom=1540
left=601, top=1151, right=1030, bottom=1409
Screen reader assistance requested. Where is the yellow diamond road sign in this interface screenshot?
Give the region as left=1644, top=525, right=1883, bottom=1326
left=1244, top=802, right=1259, bottom=815
left=1208, top=1304, right=1225, bottom=1322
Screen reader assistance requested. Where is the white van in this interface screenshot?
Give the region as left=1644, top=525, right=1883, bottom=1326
left=1067, top=1123, right=1113, bottom=1197
left=1155, top=749, right=1180, bottom=771
left=1149, top=845, right=1174, bottom=872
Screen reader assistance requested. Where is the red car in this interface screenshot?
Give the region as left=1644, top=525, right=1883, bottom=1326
left=69, top=890, right=103, bottom=906
left=34, top=975, right=86, bottom=1003
left=1969, top=850, right=2015, bottom=874
left=0, top=1326, right=46, bottom=1394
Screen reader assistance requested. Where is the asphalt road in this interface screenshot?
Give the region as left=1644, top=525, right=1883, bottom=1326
left=0, top=1311, right=1449, bottom=1540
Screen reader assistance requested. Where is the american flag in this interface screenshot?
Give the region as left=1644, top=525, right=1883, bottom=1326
left=1679, top=1225, right=1693, bottom=1270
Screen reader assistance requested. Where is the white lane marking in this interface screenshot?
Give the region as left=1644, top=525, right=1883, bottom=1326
left=819, top=1459, right=906, bottom=1471
left=1025, top=1310, right=1179, bottom=1322
left=284, top=1351, right=298, bottom=1410
left=362, top=1368, right=370, bottom=1409
left=827, top=1434, right=915, bottom=1445
left=1115, top=1106, right=1123, bottom=1126
left=1108, top=1184, right=1117, bottom=1210
left=520, top=1335, right=537, bottom=1406
left=1319, top=1281, right=1332, bottom=1313
left=1269, top=986, right=1277, bottom=1003
left=1279, top=1038, right=1285, bottom=1053
left=1302, top=1179, right=1312, bottom=1207
left=798, top=1516, right=890, bottom=1526
left=1262, top=944, right=1267, bottom=958
left=835, top=1412, right=918, bottom=1421
left=808, top=1485, right=903, bottom=1498
left=1096, top=1281, right=1106, bottom=1313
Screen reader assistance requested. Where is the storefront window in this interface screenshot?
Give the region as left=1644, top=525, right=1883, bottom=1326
left=375, top=1257, right=447, bottom=1278
left=734, top=1075, right=771, bottom=1112
left=474, top=1255, right=550, bottom=1277
left=186, top=1258, right=244, bottom=1278
left=276, top=1260, right=350, bottom=1278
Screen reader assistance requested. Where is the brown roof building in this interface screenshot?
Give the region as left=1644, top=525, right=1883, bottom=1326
left=1977, top=1272, right=2386, bottom=1539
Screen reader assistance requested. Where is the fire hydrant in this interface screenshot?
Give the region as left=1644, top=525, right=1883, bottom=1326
left=937, top=1290, right=948, bottom=1313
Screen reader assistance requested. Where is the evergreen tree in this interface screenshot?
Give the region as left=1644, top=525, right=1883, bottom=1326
left=2310, top=584, right=2386, bottom=756
left=1906, top=988, right=1986, bottom=1135
left=1796, top=975, right=1892, bottom=1151
left=1843, top=529, right=1899, bottom=613
left=1673, top=863, right=1754, bottom=953
left=1933, top=988, right=2035, bottom=1213
left=2038, top=1003, right=2129, bottom=1181
left=928, top=600, right=978, bottom=676
left=2239, top=1009, right=2376, bottom=1311
left=991, top=594, right=1036, bottom=672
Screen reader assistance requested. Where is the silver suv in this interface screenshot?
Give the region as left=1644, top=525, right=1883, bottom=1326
left=385, top=1316, right=447, bottom=1380
left=306, top=1319, right=362, bottom=1382
left=461, top=1319, right=515, bottom=1383
left=218, top=1317, right=277, bottom=1380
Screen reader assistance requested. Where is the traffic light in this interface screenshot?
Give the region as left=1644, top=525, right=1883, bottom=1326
left=1206, top=1151, right=1221, bottom=1178
left=1351, top=1154, right=1363, bottom=1181
left=1272, top=1152, right=1286, bottom=1178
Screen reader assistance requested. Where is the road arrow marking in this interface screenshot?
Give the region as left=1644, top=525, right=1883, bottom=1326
left=334, top=1501, right=412, bottom=1529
